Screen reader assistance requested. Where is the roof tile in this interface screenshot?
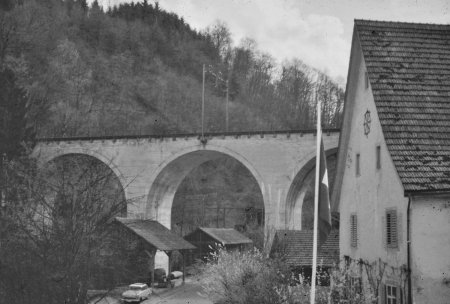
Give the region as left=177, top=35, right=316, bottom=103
left=355, top=20, right=450, bottom=192
left=270, top=230, right=339, bottom=267
left=115, top=217, right=196, bottom=251
left=194, top=227, right=253, bottom=245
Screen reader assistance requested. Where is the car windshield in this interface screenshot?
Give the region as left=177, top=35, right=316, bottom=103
left=130, top=286, right=143, bottom=291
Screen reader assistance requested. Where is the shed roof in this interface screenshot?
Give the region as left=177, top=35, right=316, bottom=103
left=271, top=230, right=339, bottom=267
left=355, top=20, right=450, bottom=192
left=115, top=217, right=196, bottom=251
left=192, top=227, right=253, bottom=245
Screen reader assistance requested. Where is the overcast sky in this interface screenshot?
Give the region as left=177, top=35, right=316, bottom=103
left=99, top=0, right=450, bottom=84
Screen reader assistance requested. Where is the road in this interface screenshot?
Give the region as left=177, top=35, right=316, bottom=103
left=89, top=279, right=213, bottom=304
left=144, top=281, right=213, bottom=304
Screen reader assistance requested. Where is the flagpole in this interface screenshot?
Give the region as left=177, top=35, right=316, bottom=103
left=310, top=98, right=321, bottom=304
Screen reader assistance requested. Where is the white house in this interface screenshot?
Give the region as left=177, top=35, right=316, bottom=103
left=332, top=20, right=450, bottom=304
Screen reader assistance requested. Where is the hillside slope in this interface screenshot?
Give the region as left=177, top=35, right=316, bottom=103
left=1, top=0, right=343, bottom=138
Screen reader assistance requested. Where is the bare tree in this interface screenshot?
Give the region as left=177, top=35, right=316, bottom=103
left=0, top=154, right=129, bottom=304
left=205, top=20, right=232, bottom=60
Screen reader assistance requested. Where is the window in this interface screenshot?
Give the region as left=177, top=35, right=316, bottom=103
left=384, top=284, right=402, bottom=304
left=376, top=145, right=381, bottom=169
left=350, top=276, right=362, bottom=295
left=350, top=214, right=357, bottom=248
left=344, top=276, right=362, bottom=300
left=356, top=153, right=360, bottom=176
left=386, top=210, right=398, bottom=248
left=365, top=71, right=369, bottom=89
left=386, top=285, right=397, bottom=304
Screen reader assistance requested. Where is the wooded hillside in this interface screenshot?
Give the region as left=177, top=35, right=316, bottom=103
left=1, top=0, right=344, bottom=138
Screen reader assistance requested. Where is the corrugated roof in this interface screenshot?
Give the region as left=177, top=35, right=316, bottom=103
left=271, top=230, right=339, bottom=267
left=355, top=20, right=450, bottom=192
left=115, top=217, right=196, bottom=251
left=197, top=227, right=253, bottom=245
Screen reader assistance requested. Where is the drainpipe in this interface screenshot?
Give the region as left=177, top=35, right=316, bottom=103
left=407, top=194, right=413, bottom=304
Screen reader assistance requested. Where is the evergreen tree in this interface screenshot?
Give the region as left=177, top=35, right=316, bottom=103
left=0, top=67, right=34, bottom=159
left=79, top=0, right=88, bottom=12
left=0, top=67, right=34, bottom=224
left=91, top=0, right=100, bottom=10
left=0, top=0, right=15, bottom=11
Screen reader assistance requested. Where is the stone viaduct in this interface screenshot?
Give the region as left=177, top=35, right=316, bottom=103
left=33, top=130, right=339, bottom=233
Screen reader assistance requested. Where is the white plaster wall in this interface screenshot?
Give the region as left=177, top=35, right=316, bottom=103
left=411, top=195, right=450, bottom=304
left=338, top=36, right=408, bottom=269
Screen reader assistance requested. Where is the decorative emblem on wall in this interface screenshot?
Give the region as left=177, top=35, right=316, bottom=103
left=346, top=153, right=352, bottom=168
left=363, top=110, right=371, bottom=136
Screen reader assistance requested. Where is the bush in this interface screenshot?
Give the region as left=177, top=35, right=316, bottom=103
left=198, top=246, right=381, bottom=304
left=199, top=247, right=330, bottom=304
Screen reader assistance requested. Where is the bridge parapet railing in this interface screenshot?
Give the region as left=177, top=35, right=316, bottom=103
left=36, top=128, right=340, bottom=143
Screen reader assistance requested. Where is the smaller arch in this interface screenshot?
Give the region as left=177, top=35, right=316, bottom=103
left=35, top=146, right=127, bottom=198
left=40, top=153, right=127, bottom=218
left=285, top=148, right=338, bottom=230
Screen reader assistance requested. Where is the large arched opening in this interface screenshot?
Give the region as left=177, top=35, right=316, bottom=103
left=146, top=150, right=265, bottom=227
left=285, top=148, right=338, bottom=230
left=171, top=156, right=264, bottom=234
left=146, top=149, right=265, bottom=271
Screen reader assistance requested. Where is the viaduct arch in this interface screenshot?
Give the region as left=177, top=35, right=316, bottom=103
left=285, top=148, right=338, bottom=230
left=34, top=130, right=339, bottom=234
left=145, top=147, right=266, bottom=228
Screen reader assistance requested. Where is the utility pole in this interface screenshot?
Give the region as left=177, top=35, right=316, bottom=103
left=225, top=79, right=229, bottom=132
left=0, top=153, right=6, bottom=211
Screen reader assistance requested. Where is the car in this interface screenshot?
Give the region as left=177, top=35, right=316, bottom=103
left=169, top=271, right=183, bottom=280
left=121, top=283, right=152, bottom=303
left=152, top=268, right=174, bottom=288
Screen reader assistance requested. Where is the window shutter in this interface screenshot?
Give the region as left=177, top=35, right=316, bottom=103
left=379, top=283, right=386, bottom=304
left=358, top=277, right=363, bottom=294
left=392, top=211, right=398, bottom=248
left=350, top=214, right=357, bottom=248
left=350, top=215, right=352, bottom=247
left=397, top=285, right=403, bottom=304
left=386, top=210, right=398, bottom=248
left=382, top=215, right=387, bottom=249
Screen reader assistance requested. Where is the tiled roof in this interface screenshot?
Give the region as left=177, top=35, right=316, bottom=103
left=355, top=20, right=450, bottom=192
left=271, top=230, right=339, bottom=267
left=115, top=217, right=196, bottom=251
left=197, top=227, right=253, bottom=245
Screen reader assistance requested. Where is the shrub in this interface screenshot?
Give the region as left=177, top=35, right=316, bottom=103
left=199, top=246, right=382, bottom=304
left=199, top=247, right=330, bottom=304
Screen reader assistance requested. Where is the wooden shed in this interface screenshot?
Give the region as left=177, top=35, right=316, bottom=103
left=115, top=217, right=196, bottom=284
left=184, top=227, right=253, bottom=263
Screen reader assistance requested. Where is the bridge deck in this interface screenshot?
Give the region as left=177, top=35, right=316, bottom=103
left=37, top=128, right=340, bottom=142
